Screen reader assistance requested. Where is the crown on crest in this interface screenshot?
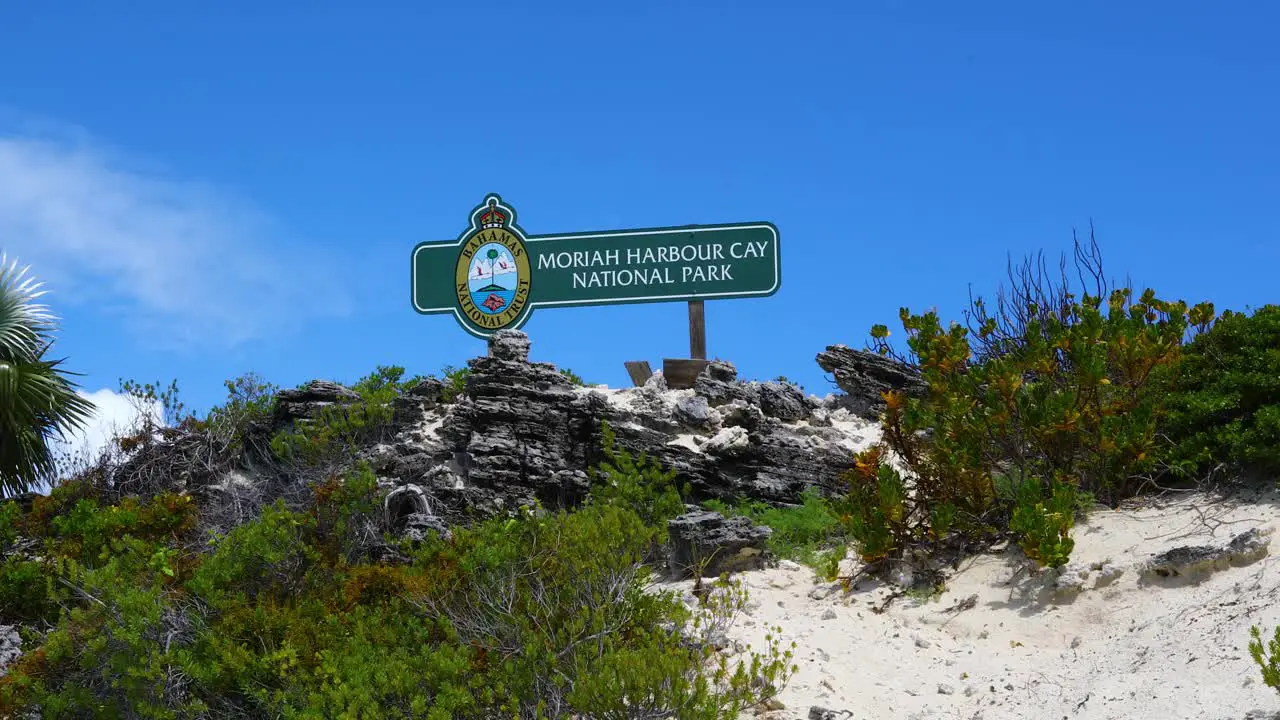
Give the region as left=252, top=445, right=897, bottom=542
left=479, top=198, right=506, bottom=229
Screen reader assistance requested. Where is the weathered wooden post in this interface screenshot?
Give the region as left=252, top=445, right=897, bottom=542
left=688, top=299, right=706, bottom=361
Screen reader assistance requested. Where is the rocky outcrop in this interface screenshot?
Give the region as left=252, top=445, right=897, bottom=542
left=1141, top=528, right=1271, bottom=580
left=815, top=345, right=925, bottom=420
left=273, top=380, right=362, bottom=427
left=263, top=330, right=886, bottom=533
left=0, top=625, right=20, bottom=677
left=667, top=510, right=772, bottom=578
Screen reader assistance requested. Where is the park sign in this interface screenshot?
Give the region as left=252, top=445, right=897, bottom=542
left=410, top=194, right=781, bottom=338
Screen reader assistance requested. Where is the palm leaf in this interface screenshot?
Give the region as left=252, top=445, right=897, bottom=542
left=0, top=255, right=95, bottom=496
left=0, top=254, right=56, bottom=363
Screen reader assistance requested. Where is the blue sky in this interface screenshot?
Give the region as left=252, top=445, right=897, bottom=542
left=2, top=1, right=1278, bottom=440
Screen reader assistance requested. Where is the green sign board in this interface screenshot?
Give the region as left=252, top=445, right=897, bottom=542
left=411, top=194, right=781, bottom=338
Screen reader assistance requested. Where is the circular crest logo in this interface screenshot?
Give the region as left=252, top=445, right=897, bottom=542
left=453, top=196, right=532, bottom=333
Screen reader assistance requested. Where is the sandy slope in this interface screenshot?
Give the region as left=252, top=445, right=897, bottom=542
left=665, top=488, right=1280, bottom=720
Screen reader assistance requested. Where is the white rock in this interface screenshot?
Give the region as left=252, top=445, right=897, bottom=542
left=705, top=426, right=751, bottom=456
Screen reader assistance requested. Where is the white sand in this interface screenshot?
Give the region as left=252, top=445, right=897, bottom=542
left=667, top=488, right=1280, bottom=719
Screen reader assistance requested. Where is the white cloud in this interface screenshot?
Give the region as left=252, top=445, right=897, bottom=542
left=52, top=387, right=162, bottom=477
left=0, top=125, right=350, bottom=349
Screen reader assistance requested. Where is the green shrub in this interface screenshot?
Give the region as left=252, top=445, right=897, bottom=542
left=559, top=367, right=587, bottom=386
left=413, top=502, right=794, bottom=718
left=270, top=380, right=394, bottom=466
left=842, top=447, right=909, bottom=563
left=1008, top=477, right=1077, bottom=568
left=852, top=239, right=1213, bottom=569
left=773, top=375, right=804, bottom=392
left=441, top=365, right=470, bottom=402
left=589, top=420, right=686, bottom=531
left=811, top=546, right=847, bottom=582
left=0, top=558, right=52, bottom=624
left=205, top=371, right=278, bottom=449
left=1251, top=624, right=1280, bottom=692
left=703, top=487, right=845, bottom=568
left=0, top=501, right=19, bottom=549
left=4, top=429, right=793, bottom=718
left=1161, top=305, right=1280, bottom=477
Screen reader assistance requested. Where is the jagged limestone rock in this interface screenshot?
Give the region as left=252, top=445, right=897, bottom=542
left=273, top=379, right=362, bottom=428
left=1142, top=528, right=1271, bottom=579
left=489, top=328, right=532, bottom=362
left=704, top=426, right=751, bottom=457
left=673, top=394, right=715, bottom=429
left=0, top=625, right=20, bottom=678
left=250, top=330, right=873, bottom=527
left=815, top=344, right=926, bottom=420
left=757, top=380, right=809, bottom=421
left=667, top=510, right=772, bottom=578
left=694, top=360, right=760, bottom=407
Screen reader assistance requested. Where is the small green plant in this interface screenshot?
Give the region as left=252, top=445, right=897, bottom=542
left=560, top=367, right=587, bottom=386
left=905, top=581, right=946, bottom=603
left=842, top=447, right=908, bottom=563
left=589, top=420, right=685, bottom=532
left=703, top=488, right=845, bottom=568
left=773, top=375, right=804, bottom=392
left=1008, top=478, right=1077, bottom=568
left=441, top=365, right=471, bottom=402
left=814, top=546, right=847, bottom=582
left=1250, top=624, right=1280, bottom=691
left=119, top=377, right=188, bottom=427
left=205, top=371, right=278, bottom=448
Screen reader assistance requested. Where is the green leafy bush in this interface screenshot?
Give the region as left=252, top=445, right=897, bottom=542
left=0, top=558, right=51, bottom=624
left=589, top=420, right=686, bottom=531
left=441, top=365, right=471, bottom=402
left=3, top=429, right=793, bottom=718
left=1007, top=477, right=1077, bottom=568
left=1250, top=624, right=1280, bottom=692
left=559, top=367, right=587, bottom=386
left=842, top=447, right=910, bottom=564
left=269, top=369, right=404, bottom=466
left=851, top=238, right=1213, bottom=569
left=1161, top=304, right=1280, bottom=477
left=0, top=500, right=19, bottom=549
left=205, top=371, right=278, bottom=449
left=703, top=487, right=845, bottom=569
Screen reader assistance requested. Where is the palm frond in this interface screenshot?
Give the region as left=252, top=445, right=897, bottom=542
left=0, top=255, right=95, bottom=496
left=0, top=253, right=57, bottom=363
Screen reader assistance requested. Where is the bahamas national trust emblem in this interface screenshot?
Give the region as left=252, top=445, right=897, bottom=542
left=453, top=197, right=532, bottom=332
left=429, top=195, right=533, bottom=336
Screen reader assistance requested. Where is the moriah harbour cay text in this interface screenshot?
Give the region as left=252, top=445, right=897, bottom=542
left=535, top=239, right=773, bottom=289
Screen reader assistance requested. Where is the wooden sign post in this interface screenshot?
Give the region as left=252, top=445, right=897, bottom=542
left=688, top=299, right=706, bottom=360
